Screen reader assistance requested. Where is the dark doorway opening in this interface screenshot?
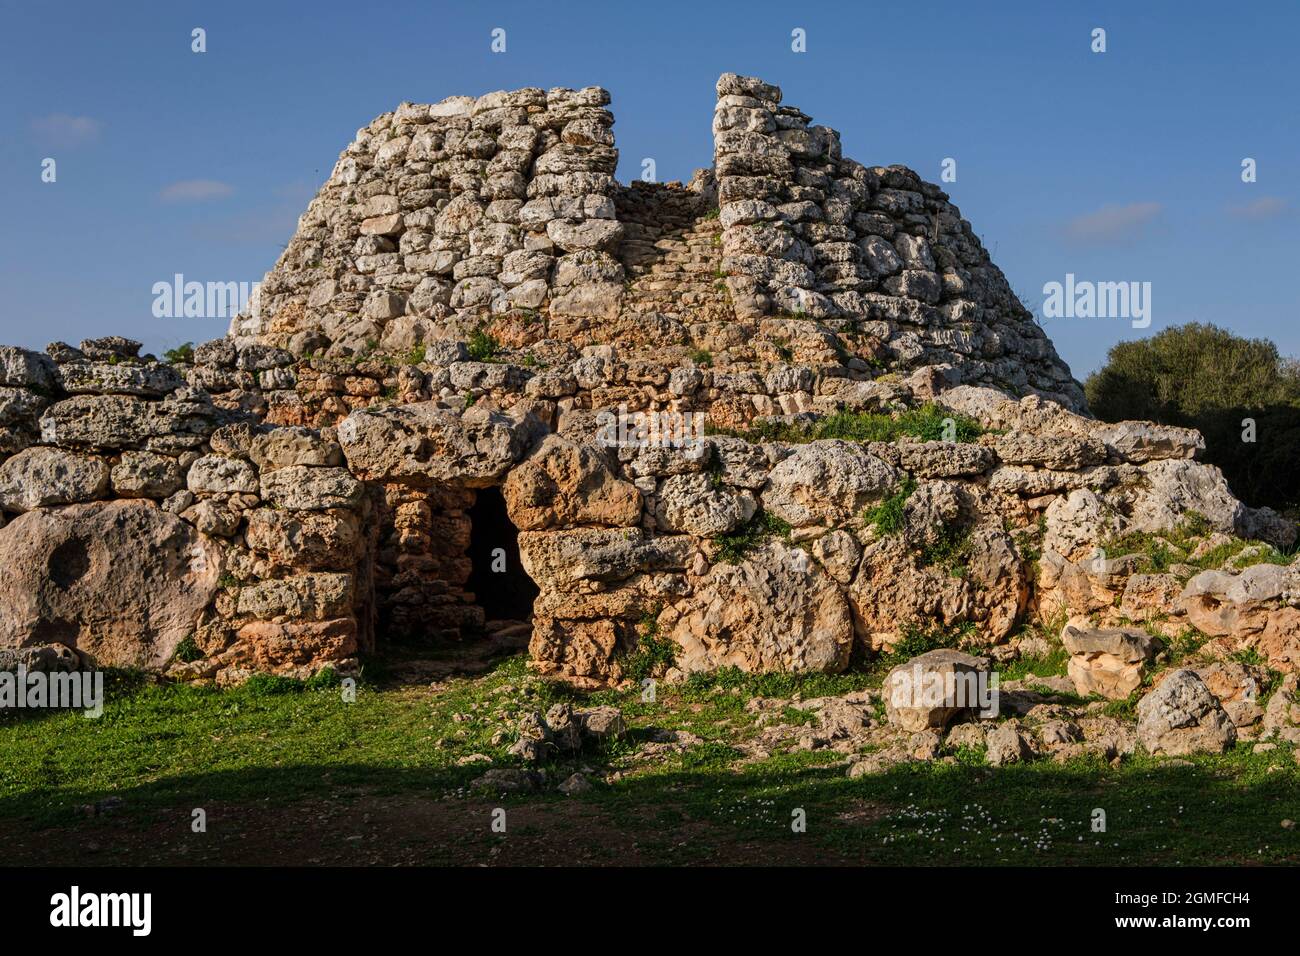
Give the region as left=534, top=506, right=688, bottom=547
left=466, top=487, right=539, bottom=621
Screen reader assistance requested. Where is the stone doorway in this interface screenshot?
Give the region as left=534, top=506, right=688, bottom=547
left=466, top=487, right=538, bottom=624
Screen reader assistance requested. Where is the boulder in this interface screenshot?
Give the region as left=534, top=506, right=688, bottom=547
left=985, top=720, right=1033, bottom=766
left=762, top=440, right=897, bottom=528
left=0, top=500, right=222, bottom=668
left=1091, top=421, right=1203, bottom=463
left=1136, top=668, right=1237, bottom=755
left=338, top=401, right=542, bottom=488
left=110, top=450, right=184, bottom=498
left=0, top=345, right=57, bottom=391
left=662, top=539, right=854, bottom=674
left=518, top=527, right=692, bottom=588
left=249, top=427, right=342, bottom=472
left=1127, top=459, right=1243, bottom=536
left=0, top=446, right=109, bottom=512
left=260, top=466, right=363, bottom=511
left=187, top=454, right=259, bottom=495
left=654, top=472, right=756, bottom=536
left=502, top=435, right=642, bottom=530
left=244, top=508, right=360, bottom=571
left=54, top=361, right=184, bottom=397
left=883, top=648, right=994, bottom=732
left=1061, top=619, right=1160, bottom=699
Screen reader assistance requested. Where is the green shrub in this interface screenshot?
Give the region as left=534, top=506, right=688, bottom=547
left=920, top=524, right=973, bottom=576
left=467, top=327, right=500, bottom=361
left=707, top=403, right=983, bottom=445
left=714, top=510, right=792, bottom=564
left=163, top=342, right=194, bottom=364
left=172, top=635, right=203, bottom=663
left=1086, top=322, right=1300, bottom=510
left=864, top=477, right=916, bottom=534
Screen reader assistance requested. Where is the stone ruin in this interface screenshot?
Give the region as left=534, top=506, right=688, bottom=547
left=1, top=74, right=1297, bottom=700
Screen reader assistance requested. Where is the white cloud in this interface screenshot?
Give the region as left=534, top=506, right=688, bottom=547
left=31, top=113, right=104, bottom=147
left=1062, top=201, right=1162, bottom=245
left=1226, top=196, right=1289, bottom=220
left=159, top=179, right=236, bottom=203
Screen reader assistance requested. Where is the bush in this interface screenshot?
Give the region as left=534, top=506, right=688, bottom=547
left=1085, top=322, right=1300, bottom=510
left=163, top=342, right=194, bottom=364
left=714, top=510, right=792, bottom=564
left=864, top=478, right=915, bottom=534
left=466, top=327, right=500, bottom=361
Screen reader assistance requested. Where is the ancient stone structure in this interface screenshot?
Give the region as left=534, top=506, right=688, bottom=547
left=1, top=75, right=1296, bottom=705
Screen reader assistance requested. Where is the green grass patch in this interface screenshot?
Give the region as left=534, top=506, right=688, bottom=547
left=707, top=403, right=984, bottom=445
left=466, top=327, right=500, bottom=361
left=864, top=477, right=916, bottom=534
left=714, top=510, right=792, bottom=564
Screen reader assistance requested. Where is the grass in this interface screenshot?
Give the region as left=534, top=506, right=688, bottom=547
left=920, top=524, right=973, bottom=576
left=707, top=403, right=984, bottom=445
left=620, top=609, right=676, bottom=682
left=1, top=656, right=1297, bottom=865
left=171, top=635, right=203, bottom=664
left=713, top=510, right=792, bottom=564
left=1100, top=510, right=1294, bottom=575
left=466, top=327, right=500, bottom=362
left=863, top=477, right=915, bottom=534
left=687, top=347, right=713, bottom=367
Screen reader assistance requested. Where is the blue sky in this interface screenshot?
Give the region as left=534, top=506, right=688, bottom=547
left=2, top=0, right=1296, bottom=377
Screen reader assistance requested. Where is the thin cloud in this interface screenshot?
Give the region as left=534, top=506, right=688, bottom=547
left=159, top=179, right=235, bottom=203
left=31, top=113, right=104, bottom=147
left=1226, top=196, right=1288, bottom=221
left=1062, top=201, right=1162, bottom=245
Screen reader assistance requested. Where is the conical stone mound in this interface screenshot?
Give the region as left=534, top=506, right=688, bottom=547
left=232, top=73, right=1085, bottom=417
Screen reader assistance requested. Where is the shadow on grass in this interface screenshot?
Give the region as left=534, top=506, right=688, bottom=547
left=3, top=748, right=1298, bottom=866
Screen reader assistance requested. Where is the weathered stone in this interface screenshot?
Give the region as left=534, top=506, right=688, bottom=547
left=762, top=440, right=897, bottom=527
left=40, top=394, right=219, bottom=450
left=236, top=573, right=353, bottom=621
left=1136, top=669, right=1237, bottom=756
left=338, top=402, right=542, bottom=488
left=0, top=500, right=222, bottom=668
left=110, top=450, right=183, bottom=498
left=249, top=427, right=342, bottom=472
left=1092, top=421, right=1203, bottom=463
left=187, top=454, right=259, bottom=495
left=1061, top=619, right=1160, bottom=699
left=245, top=508, right=360, bottom=570
left=234, top=617, right=357, bottom=668
left=883, top=649, right=993, bottom=732
left=503, top=435, right=641, bottom=530
left=519, top=527, right=692, bottom=587
left=260, top=466, right=363, bottom=511
left=55, top=361, right=184, bottom=397
left=662, top=540, right=853, bottom=674
left=0, top=346, right=56, bottom=391
left=655, top=473, right=756, bottom=536
left=0, top=446, right=109, bottom=512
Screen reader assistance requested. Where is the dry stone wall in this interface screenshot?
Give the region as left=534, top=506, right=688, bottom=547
left=1, top=75, right=1297, bottom=696
left=0, top=339, right=375, bottom=681
left=711, top=73, right=1083, bottom=409
left=231, top=86, right=625, bottom=358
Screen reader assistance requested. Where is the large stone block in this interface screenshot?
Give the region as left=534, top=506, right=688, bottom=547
left=0, top=500, right=222, bottom=668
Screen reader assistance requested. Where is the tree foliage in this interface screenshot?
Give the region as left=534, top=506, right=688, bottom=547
left=1085, top=323, right=1300, bottom=510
